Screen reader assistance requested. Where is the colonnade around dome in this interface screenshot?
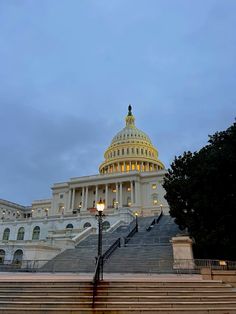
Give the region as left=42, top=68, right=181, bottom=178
left=99, top=160, right=162, bottom=174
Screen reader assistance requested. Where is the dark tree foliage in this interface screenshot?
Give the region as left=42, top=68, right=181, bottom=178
left=163, top=121, right=236, bottom=260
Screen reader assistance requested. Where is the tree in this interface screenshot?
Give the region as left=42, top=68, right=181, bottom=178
left=163, top=121, right=236, bottom=260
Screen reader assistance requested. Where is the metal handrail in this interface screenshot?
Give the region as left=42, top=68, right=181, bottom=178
left=125, top=224, right=138, bottom=244
left=92, top=255, right=101, bottom=307
left=146, top=211, right=163, bottom=231
left=102, top=238, right=121, bottom=262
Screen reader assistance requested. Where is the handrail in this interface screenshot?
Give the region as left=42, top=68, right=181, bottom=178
left=125, top=224, right=138, bottom=244
left=102, top=238, right=121, bottom=262
left=92, top=255, right=101, bottom=307
left=146, top=211, right=163, bottom=231
left=156, top=210, right=163, bottom=223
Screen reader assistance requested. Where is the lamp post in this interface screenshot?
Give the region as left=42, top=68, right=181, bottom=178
left=96, top=199, right=105, bottom=279
left=135, top=212, right=138, bottom=232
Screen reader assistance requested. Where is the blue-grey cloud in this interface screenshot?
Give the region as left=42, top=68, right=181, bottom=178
left=0, top=0, right=235, bottom=204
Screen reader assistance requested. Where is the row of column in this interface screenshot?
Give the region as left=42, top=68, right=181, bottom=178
left=101, top=161, right=159, bottom=174
left=67, top=181, right=140, bottom=211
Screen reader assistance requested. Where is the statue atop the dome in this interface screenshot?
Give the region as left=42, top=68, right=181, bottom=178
left=128, top=104, right=132, bottom=116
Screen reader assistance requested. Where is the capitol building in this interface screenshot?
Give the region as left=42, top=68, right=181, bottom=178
left=0, top=106, right=169, bottom=263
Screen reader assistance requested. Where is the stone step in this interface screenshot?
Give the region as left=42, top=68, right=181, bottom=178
left=1, top=307, right=236, bottom=313
left=98, top=281, right=227, bottom=287
left=0, top=301, right=92, bottom=308
left=2, top=300, right=236, bottom=309
left=94, top=301, right=236, bottom=308
left=2, top=294, right=236, bottom=301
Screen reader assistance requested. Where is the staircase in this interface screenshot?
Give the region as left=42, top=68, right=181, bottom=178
left=1, top=278, right=236, bottom=313
left=41, top=220, right=135, bottom=272
left=104, top=214, right=182, bottom=273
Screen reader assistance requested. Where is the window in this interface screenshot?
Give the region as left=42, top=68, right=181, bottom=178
left=152, top=194, right=158, bottom=205
left=66, top=223, right=73, bottom=229
left=141, top=149, right=143, bottom=154
left=83, top=222, right=91, bottom=229
left=122, top=149, right=124, bottom=155
left=2, top=228, right=10, bottom=241
left=32, top=226, right=40, bottom=240
left=0, top=250, right=5, bottom=264
left=17, top=227, right=25, bottom=240
left=13, top=249, right=23, bottom=264
left=60, top=194, right=64, bottom=199
left=127, top=148, right=129, bottom=154
left=136, top=148, right=139, bottom=154
left=127, top=197, right=131, bottom=207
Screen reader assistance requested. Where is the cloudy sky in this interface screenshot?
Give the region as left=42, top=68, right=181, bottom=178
left=0, top=0, right=235, bottom=205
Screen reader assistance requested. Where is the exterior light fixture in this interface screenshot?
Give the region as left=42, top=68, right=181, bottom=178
left=96, top=199, right=105, bottom=280
left=135, top=212, right=138, bottom=232
left=96, top=199, right=105, bottom=213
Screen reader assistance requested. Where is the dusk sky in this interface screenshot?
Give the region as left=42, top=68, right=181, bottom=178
left=0, top=0, right=235, bottom=205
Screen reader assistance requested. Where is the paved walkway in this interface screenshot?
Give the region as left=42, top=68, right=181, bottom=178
left=0, top=272, right=203, bottom=282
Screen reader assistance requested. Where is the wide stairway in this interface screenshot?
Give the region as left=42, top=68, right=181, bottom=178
left=42, top=214, right=180, bottom=273
left=1, top=278, right=236, bottom=313
left=41, top=220, right=138, bottom=272
left=104, top=214, right=181, bottom=273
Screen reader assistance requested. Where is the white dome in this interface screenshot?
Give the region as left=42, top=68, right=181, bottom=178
left=99, top=105, right=164, bottom=174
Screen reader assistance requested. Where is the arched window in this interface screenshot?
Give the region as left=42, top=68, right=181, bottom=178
left=102, top=221, right=110, bottom=231
left=32, top=226, right=40, bottom=240
left=17, top=227, right=25, bottom=240
left=83, top=222, right=91, bottom=229
left=0, top=249, right=5, bottom=264
left=13, top=249, right=23, bottom=264
left=2, top=228, right=10, bottom=241
left=66, top=223, right=73, bottom=229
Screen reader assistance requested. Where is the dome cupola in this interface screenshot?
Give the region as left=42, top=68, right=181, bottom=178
left=99, top=105, right=164, bottom=174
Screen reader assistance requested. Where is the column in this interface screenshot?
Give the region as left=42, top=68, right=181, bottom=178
left=67, top=189, right=72, bottom=210
left=95, top=185, right=98, bottom=205
left=118, top=163, right=121, bottom=172
left=116, top=183, right=119, bottom=207
left=85, top=186, right=88, bottom=209
left=71, top=188, right=75, bottom=209
left=105, top=184, right=108, bottom=209
left=123, top=162, right=125, bottom=172
left=81, top=187, right=85, bottom=209
left=119, top=182, right=123, bottom=208
left=135, top=181, right=141, bottom=206
left=130, top=181, right=134, bottom=205
left=141, top=162, right=144, bottom=171
left=135, top=161, right=138, bottom=171
left=133, top=181, right=136, bottom=203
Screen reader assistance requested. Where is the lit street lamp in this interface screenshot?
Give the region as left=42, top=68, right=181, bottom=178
left=96, top=199, right=105, bottom=279
left=135, top=212, right=138, bottom=232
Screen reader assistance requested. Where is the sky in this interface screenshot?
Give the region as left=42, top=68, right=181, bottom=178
left=0, top=0, right=235, bottom=205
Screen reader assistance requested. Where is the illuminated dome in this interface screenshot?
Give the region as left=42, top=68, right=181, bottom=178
left=99, top=105, right=164, bottom=174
